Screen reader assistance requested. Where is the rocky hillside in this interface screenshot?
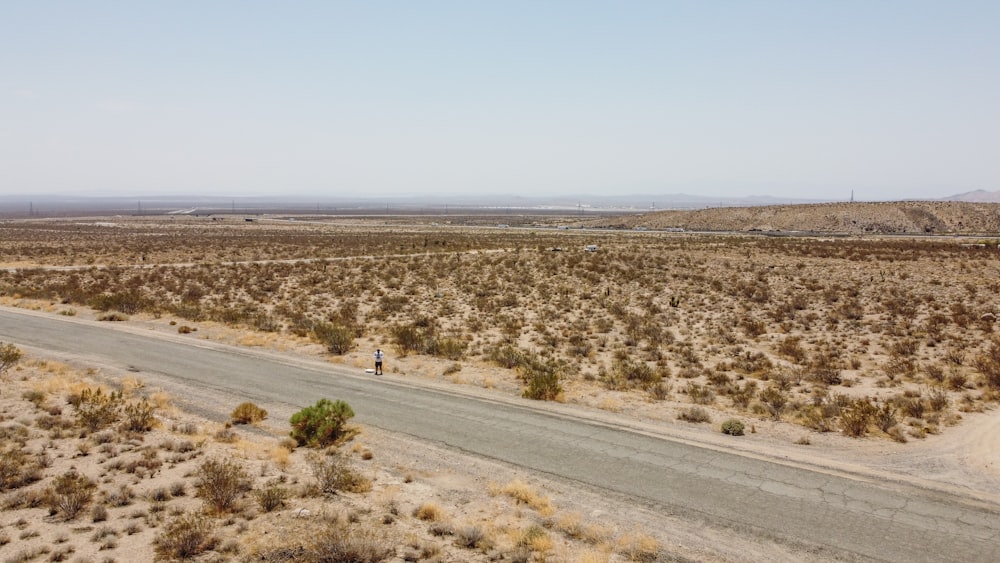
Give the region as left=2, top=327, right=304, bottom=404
left=588, top=201, right=1000, bottom=234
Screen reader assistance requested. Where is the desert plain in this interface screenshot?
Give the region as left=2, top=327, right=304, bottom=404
left=1, top=202, right=1000, bottom=562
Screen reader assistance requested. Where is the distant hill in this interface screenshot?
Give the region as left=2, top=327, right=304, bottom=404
left=585, top=201, right=1000, bottom=235
left=943, top=190, right=1000, bottom=203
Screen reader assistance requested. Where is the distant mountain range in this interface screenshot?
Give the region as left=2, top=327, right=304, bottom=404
left=1, top=190, right=996, bottom=216
left=0, top=192, right=830, bottom=215
left=943, top=190, right=1000, bottom=203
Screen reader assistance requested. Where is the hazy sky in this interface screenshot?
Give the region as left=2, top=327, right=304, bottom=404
left=3, top=1, right=998, bottom=201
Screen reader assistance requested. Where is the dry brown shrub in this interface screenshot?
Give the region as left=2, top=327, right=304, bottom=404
left=47, top=470, right=95, bottom=520
left=195, top=457, right=251, bottom=513
left=154, top=512, right=217, bottom=561
left=230, top=401, right=268, bottom=424
left=414, top=501, right=447, bottom=521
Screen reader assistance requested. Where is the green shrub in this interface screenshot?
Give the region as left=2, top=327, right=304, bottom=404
left=0, top=342, right=22, bottom=375
left=154, top=512, right=217, bottom=560
left=195, top=458, right=251, bottom=513
left=231, top=402, right=268, bottom=425
left=313, top=322, right=355, bottom=355
left=290, top=399, right=355, bottom=447
left=721, top=419, right=745, bottom=436
left=520, top=358, right=562, bottom=401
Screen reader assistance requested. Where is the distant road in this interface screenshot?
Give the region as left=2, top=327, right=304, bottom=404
left=1, top=307, right=998, bottom=562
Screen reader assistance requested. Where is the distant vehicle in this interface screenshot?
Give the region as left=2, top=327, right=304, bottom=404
left=557, top=225, right=570, bottom=230
left=584, top=244, right=598, bottom=252
left=497, top=224, right=509, bottom=228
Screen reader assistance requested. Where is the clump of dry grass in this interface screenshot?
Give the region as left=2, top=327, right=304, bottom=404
left=414, top=501, right=447, bottom=522
left=494, top=479, right=554, bottom=515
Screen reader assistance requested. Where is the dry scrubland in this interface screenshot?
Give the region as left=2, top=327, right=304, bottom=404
left=0, top=354, right=658, bottom=562
left=590, top=201, right=1000, bottom=235
left=2, top=209, right=1000, bottom=560
left=3, top=215, right=1000, bottom=441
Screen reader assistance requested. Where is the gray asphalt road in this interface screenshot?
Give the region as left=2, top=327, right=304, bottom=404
left=2, top=307, right=998, bottom=562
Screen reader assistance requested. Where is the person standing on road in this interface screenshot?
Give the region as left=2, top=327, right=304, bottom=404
left=374, top=349, right=384, bottom=375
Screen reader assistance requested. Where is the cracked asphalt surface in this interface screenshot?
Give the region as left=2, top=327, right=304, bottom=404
left=2, top=307, right=998, bottom=562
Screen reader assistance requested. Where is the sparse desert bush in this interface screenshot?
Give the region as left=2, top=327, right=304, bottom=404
left=154, top=512, right=217, bottom=561
left=122, top=399, right=156, bottom=432
left=310, top=452, right=371, bottom=494
left=519, top=356, right=562, bottom=401
left=195, top=458, right=251, bottom=513
left=973, top=340, right=1000, bottom=388
left=47, top=470, right=95, bottom=520
left=488, top=344, right=526, bottom=369
left=686, top=382, right=714, bottom=405
left=455, top=525, right=488, bottom=550
left=678, top=406, right=711, bottom=423
left=22, top=389, right=46, bottom=407
left=648, top=381, right=671, bottom=401
left=0, top=342, right=23, bottom=375
left=721, top=418, right=745, bottom=436
left=290, top=398, right=355, bottom=447
left=0, top=448, right=42, bottom=492
left=254, top=484, right=286, bottom=512
left=758, top=385, right=788, bottom=420
left=611, top=359, right=661, bottom=389
left=313, top=321, right=356, bottom=354
left=91, top=503, right=108, bottom=522
left=730, top=380, right=758, bottom=409
left=74, top=387, right=123, bottom=432
left=840, top=398, right=876, bottom=437
left=97, top=312, right=130, bottom=321
left=231, top=401, right=268, bottom=424
left=304, top=525, right=394, bottom=563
